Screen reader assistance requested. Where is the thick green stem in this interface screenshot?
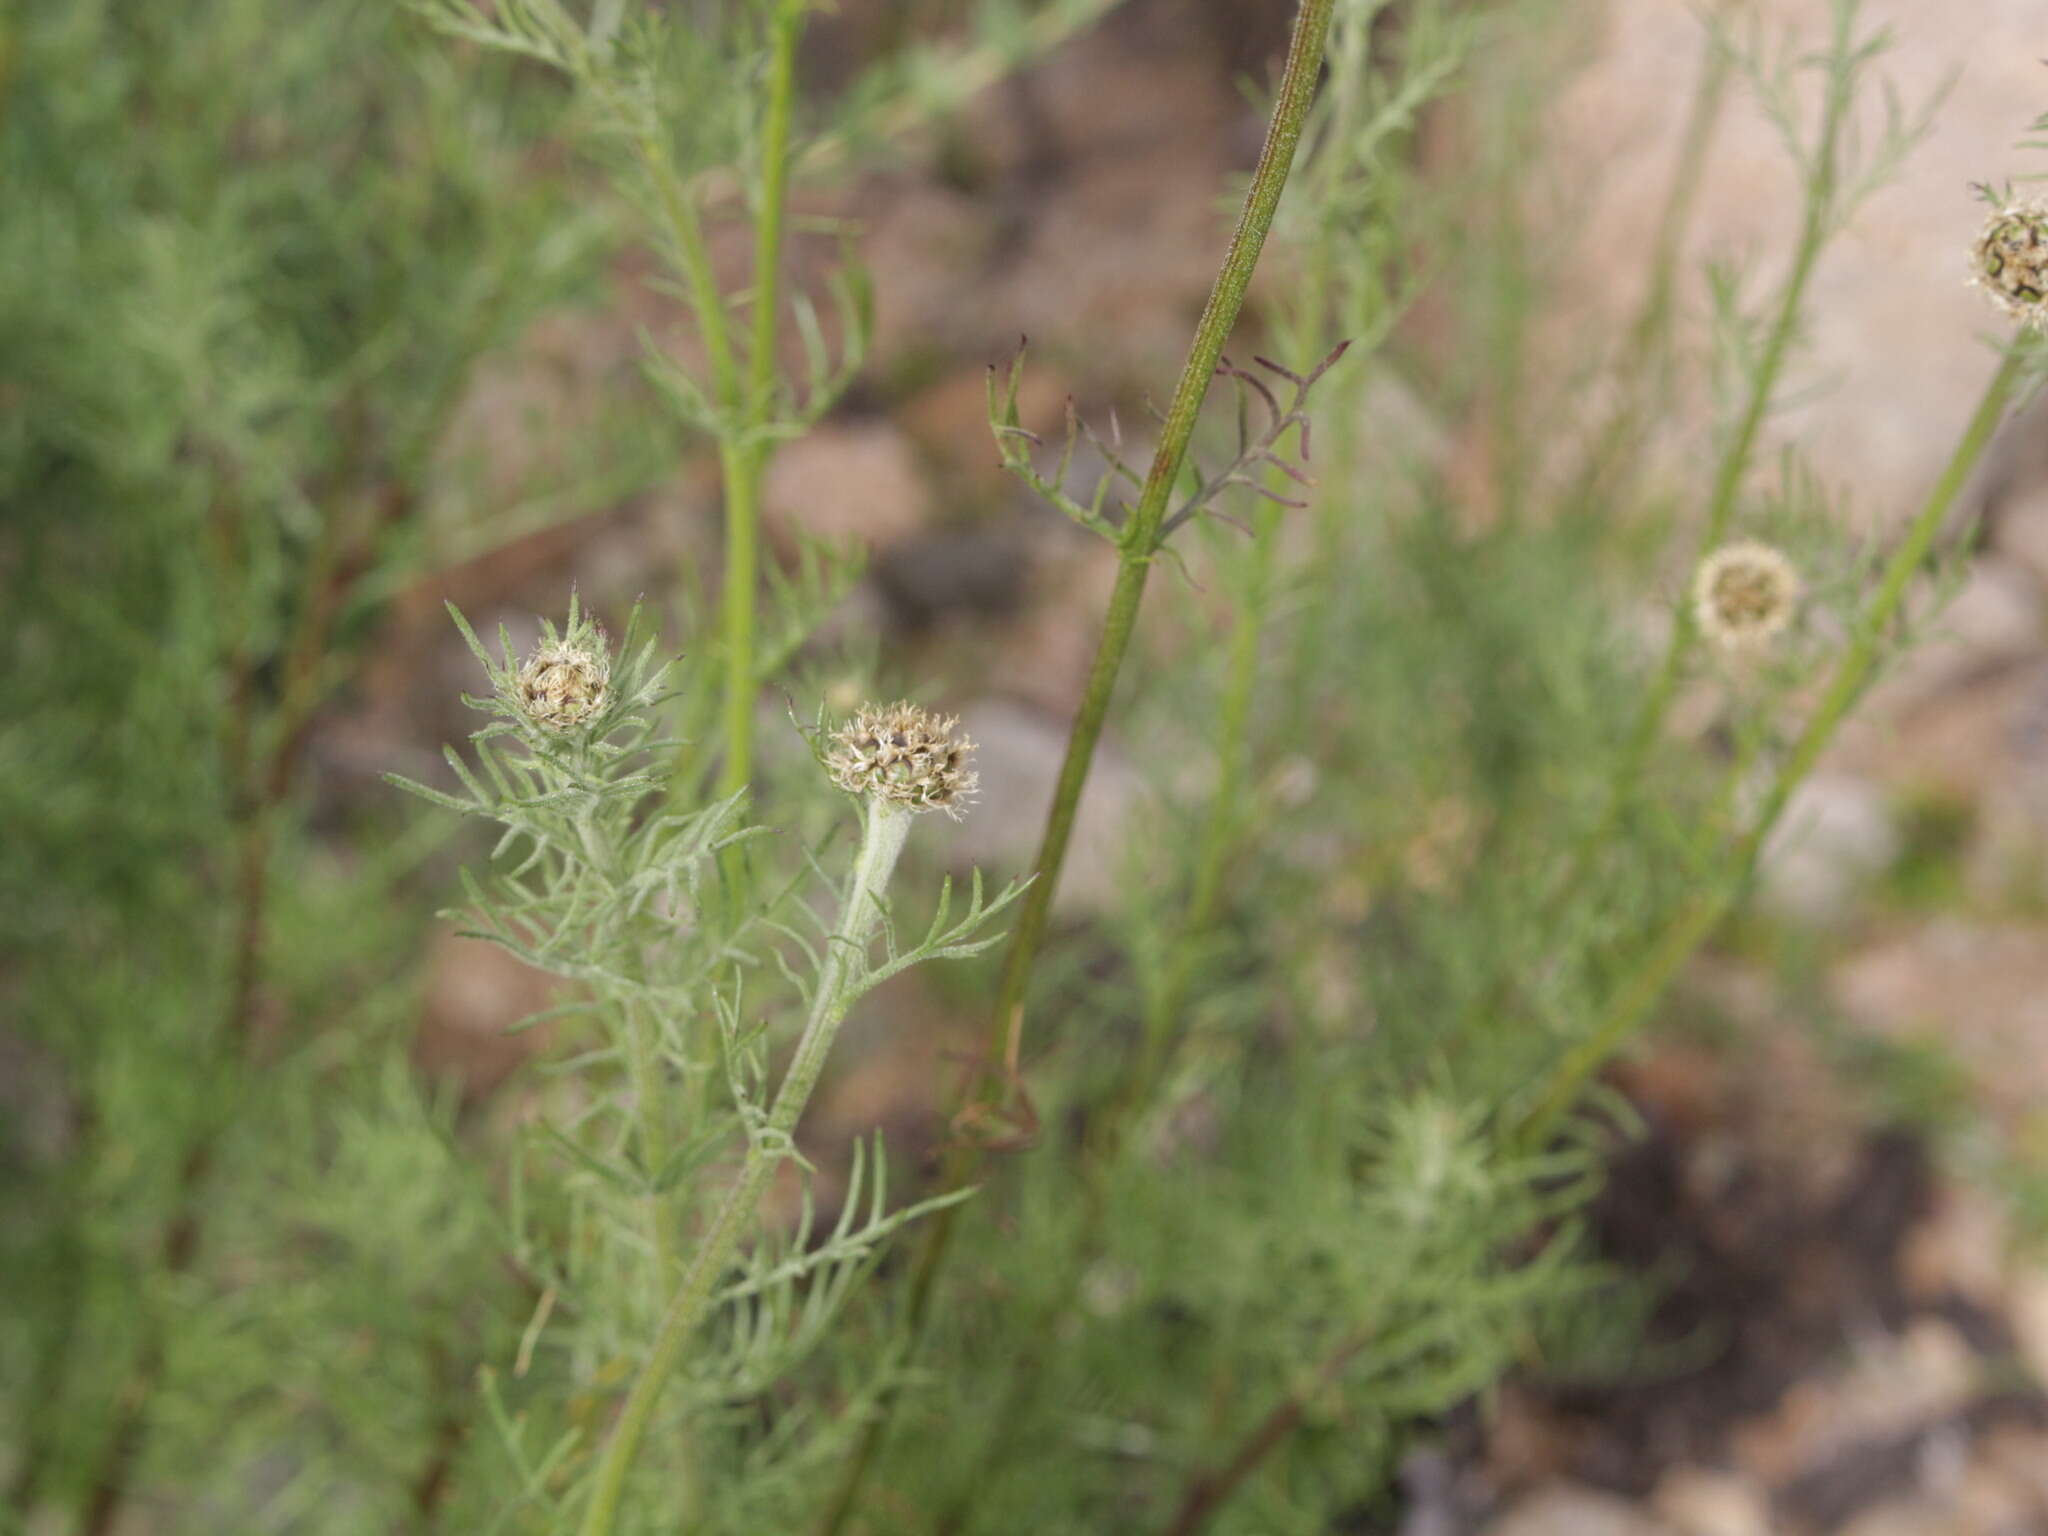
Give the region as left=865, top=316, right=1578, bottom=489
left=576, top=797, right=911, bottom=1536
left=815, top=6, right=1336, bottom=1528
left=1518, top=345, right=2029, bottom=1149
left=984, top=0, right=1337, bottom=1083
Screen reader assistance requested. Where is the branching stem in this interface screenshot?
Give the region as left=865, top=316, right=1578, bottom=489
left=981, top=0, right=1337, bottom=1078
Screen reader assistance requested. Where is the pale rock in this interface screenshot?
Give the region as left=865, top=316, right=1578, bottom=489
left=1899, top=1184, right=2010, bottom=1309
left=1994, top=479, right=2048, bottom=595
left=1869, top=557, right=2047, bottom=710
left=1838, top=1498, right=1967, bottom=1536
left=2007, top=1266, right=2048, bottom=1392
left=1833, top=920, right=2048, bottom=1121
left=762, top=421, right=933, bottom=550
left=858, top=177, right=994, bottom=360
left=985, top=537, right=1125, bottom=714
left=1758, top=772, right=1899, bottom=924
left=414, top=927, right=556, bottom=1099
left=1732, top=1320, right=1977, bottom=1490
left=434, top=306, right=638, bottom=507
left=1984, top=391, right=2048, bottom=592
left=1977, top=1422, right=2048, bottom=1508
left=1651, top=1468, right=1771, bottom=1536
left=939, top=696, right=1145, bottom=915
left=1548, top=0, right=2048, bottom=528
left=1483, top=1483, right=1676, bottom=1536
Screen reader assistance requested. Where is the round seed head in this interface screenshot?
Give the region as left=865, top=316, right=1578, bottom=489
left=825, top=701, right=977, bottom=817
left=517, top=633, right=611, bottom=731
left=1692, top=540, right=1802, bottom=654
left=1971, top=200, right=2048, bottom=329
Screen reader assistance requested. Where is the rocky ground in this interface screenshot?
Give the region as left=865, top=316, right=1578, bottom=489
left=344, top=1, right=2048, bottom=1529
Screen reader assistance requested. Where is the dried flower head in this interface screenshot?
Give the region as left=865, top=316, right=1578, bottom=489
left=1971, top=200, right=2048, bottom=328
left=518, top=628, right=611, bottom=732
left=825, top=701, right=977, bottom=817
left=1693, top=540, right=1802, bottom=653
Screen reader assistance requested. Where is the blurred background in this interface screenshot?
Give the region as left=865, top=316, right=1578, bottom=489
left=8, top=0, right=2048, bottom=1531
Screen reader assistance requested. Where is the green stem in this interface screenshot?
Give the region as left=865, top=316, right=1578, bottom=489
left=746, top=5, right=802, bottom=427
left=718, top=0, right=806, bottom=801
left=644, top=128, right=745, bottom=810
left=718, top=438, right=763, bottom=796
left=1517, top=344, right=2029, bottom=1149
left=576, top=796, right=912, bottom=1536
left=814, top=5, right=1337, bottom=1528
left=984, top=0, right=1337, bottom=1085
left=644, top=136, right=739, bottom=410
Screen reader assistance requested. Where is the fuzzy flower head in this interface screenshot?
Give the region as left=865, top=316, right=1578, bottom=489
left=1692, top=540, right=1802, bottom=654
left=1971, top=199, right=2048, bottom=329
left=517, top=624, right=611, bottom=732
left=825, top=702, right=977, bottom=818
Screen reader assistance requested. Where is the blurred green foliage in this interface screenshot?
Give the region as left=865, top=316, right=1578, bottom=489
left=0, top=0, right=599, bottom=1522
left=4, top=0, right=2040, bottom=1532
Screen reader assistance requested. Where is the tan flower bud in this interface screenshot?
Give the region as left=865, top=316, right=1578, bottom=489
left=1692, top=540, right=1802, bottom=654
left=825, top=702, right=977, bottom=817
left=517, top=632, right=610, bottom=731
left=1971, top=200, right=2048, bottom=329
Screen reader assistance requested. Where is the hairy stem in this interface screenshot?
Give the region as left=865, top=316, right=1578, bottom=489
left=576, top=796, right=911, bottom=1536
left=816, top=4, right=1337, bottom=1526
left=1518, top=343, right=2029, bottom=1149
